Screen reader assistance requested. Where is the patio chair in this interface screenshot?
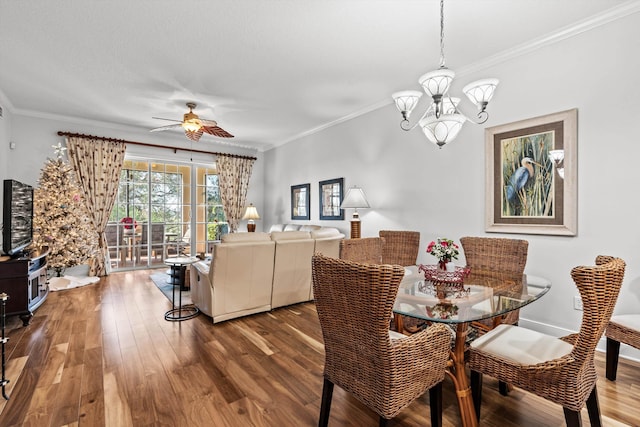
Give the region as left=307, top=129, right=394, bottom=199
left=311, top=254, right=452, bottom=426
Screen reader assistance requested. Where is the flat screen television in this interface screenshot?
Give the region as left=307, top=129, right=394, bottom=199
left=2, top=179, right=34, bottom=256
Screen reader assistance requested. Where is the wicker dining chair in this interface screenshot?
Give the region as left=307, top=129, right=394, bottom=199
left=468, top=255, right=626, bottom=426
left=460, top=236, right=529, bottom=328
left=379, top=230, right=420, bottom=266
left=605, top=314, right=640, bottom=381
left=339, top=237, right=384, bottom=264
left=312, top=254, right=452, bottom=427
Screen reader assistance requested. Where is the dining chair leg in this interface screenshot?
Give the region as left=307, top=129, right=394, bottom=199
left=563, top=407, right=583, bottom=427
left=586, top=385, right=602, bottom=427
left=429, top=382, right=443, bottom=427
left=378, top=417, right=388, bottom=427
left=498, top=381, right=511, bottom=395
left=470, top=370, right=483, bottom=421
left=318, top=378, right=334, bottom=427
left=606, top=337, right=621, bottom=381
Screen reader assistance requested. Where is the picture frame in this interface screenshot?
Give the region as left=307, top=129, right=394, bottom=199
left=291, top=183, right=311, bottom=220
left=485, top=109, right=577, bottom=236
left=319, top=178, right=344, bottom=220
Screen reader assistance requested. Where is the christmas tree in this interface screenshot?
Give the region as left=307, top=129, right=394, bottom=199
left=32, top=143, right=98, bottom=276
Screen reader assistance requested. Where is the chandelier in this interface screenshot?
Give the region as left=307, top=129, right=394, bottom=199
left=392, top=0, right=499, bottom=147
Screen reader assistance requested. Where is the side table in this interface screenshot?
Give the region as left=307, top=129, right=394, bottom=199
left=163, top=256, right=199, bottom=321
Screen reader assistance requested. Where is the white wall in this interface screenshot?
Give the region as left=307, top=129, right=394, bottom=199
left=264, top=12, right=640, bottom=359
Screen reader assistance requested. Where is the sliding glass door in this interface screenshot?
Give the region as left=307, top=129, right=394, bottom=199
left=106, top=159, right=228, bottom=271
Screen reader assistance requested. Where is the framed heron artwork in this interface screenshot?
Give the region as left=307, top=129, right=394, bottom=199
left=485, top=109, right=577, bottom=236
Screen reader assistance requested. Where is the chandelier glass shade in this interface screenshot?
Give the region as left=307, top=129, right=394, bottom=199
left=392, top=0, right=499, bottom=147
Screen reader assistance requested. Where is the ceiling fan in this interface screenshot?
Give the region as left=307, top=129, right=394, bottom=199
left=150, top=102, right=234, bottom=142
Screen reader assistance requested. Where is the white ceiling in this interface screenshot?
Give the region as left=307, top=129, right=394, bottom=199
left=0, top=0, right=634, bottom=152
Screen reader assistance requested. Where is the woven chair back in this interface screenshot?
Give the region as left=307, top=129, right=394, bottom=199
left=379, top=230, right=420, bottom=266
left=311, top=253, right=452, bottom=420
left=571, top=256, right=626, bottom=362
left=339, top=237, right=384, bottom=264
left=460, top=236, right=528, bottom=275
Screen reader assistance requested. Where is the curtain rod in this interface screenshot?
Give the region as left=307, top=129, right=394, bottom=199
left=56, top=131, right=257, bottom=161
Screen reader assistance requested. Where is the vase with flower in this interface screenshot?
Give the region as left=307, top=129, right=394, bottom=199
left=426, top=237, right=460, bottom=271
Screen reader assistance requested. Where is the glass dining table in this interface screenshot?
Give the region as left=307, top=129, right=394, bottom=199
left=393, top=267, right=551, bottom=427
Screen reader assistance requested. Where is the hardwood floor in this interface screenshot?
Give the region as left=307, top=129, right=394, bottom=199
left=0, top=269, right=638, bottom=426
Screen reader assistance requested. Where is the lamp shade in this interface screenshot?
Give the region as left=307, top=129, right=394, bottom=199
left=463, top=78, right=499, bottom=110
left=340, top=187, right=370, bottom=209
left=419, top=68, right=455, bottom=98
left=392, top=90, right=423, bottom=119
left=242, top=204, right=260, bottom=220
left=419, top=113, right=466, bottom=147
left=549, top=150, right=564, bottom=163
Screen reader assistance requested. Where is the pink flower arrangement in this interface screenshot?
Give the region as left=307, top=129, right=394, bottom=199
left=427, top=237, right=460, bottom=267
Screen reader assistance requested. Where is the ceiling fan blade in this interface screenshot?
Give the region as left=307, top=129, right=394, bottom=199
left=200, top=118, right=218, bottom=127
left=185, top=129, right=203, bottom=142
left=202, top=125, right=234, bottom=138
left=152, top=117, right=182, bottom=123
left=150, top=123, right=183, bottom=132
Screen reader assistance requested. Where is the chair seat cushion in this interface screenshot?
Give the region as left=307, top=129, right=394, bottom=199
left=389, top=330, right=406, bottom=341
left=609, top=314, right=640, bottom=330
left=470, top=324, right=573, bottom=365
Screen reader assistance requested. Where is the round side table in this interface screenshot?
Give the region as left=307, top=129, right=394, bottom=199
left=163, top=256, right=199, bottom=321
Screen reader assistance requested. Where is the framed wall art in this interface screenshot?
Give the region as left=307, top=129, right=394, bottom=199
left=291, top=183, right=311, bottom=220
left=485, top=109, right=577, bottom=236
left=319, top=178, right=344, bottom=220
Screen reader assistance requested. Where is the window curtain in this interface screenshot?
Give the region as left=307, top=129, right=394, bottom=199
left=216, top=155, right=255, bottom=232
left=66, top=136, right=126, bottom=276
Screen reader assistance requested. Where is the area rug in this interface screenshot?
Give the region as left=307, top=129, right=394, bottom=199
left=49, top=275, right=100, bottom=291
left=150, top=272, right=192, bottom=305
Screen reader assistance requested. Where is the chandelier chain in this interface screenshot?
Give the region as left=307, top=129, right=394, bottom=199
left=439, top=0, right=446, bottom=68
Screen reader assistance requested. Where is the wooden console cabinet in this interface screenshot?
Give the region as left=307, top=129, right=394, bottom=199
left=0, top=248, right=49, bottom=326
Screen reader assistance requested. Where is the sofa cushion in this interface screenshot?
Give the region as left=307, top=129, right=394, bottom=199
left=270, top=231, right=312, bottom=241
left=269, top=224, right=284, bottom=232
left=310, top=228, right=342, bottom=239
left=299, top=225, right=322, bottom=231
left=222, top=232, right=271, bottom=243
left=283, top=224, right=301, bottom=231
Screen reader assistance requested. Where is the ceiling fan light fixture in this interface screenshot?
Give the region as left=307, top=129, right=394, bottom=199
left=182, top=120, right=201, bottom=133
left=150, top=102, right=234, bottom=141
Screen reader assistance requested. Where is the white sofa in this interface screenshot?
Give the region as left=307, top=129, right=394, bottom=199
left=190, top=226, right=345, bottom=323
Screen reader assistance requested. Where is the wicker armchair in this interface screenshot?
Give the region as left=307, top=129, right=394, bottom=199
left=460, top=236, right=528, bottom=328
left=379, top=230, right=420, bottom=266
left=339, top=237, right=384, bottom=264
left=468, top=256, right=626, bottom=426
left=312, top=254, right=452, bottom=426
left=605, top=314, right=640, bottom=381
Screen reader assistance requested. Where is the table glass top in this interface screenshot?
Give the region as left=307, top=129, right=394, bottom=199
left=164, top=256, right=198, bottom=266
left=393, top=268, right=551, bottom=324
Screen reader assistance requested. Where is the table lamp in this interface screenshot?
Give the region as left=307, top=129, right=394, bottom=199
left=242, top=203, right=260, bottom=232
left=340, top=186, right=370, bottom=239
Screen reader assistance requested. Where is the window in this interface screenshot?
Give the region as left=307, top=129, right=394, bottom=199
left=106, top=160, right=227, bottom=270
left=195, top=166, right=229, bottom=255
